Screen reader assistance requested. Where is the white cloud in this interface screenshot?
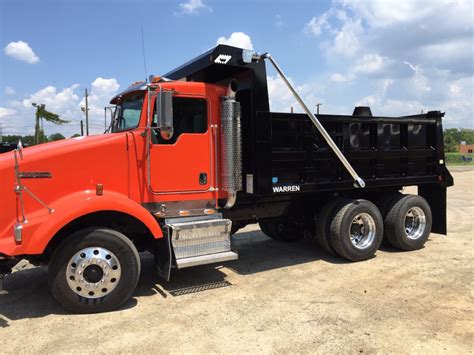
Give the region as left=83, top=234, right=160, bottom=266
left=91, top=77, right=120, bottom=95
left=23, top=85, right=80, bottom=113
left=404, top=61, right=431, bottom=93
left=331, top=18, right=363, bottom=57
left=305, top=13, right=331, bottom=36
left=5, top=86, right=16, bottom=95
left=441, top=76, right=474, bottom=127
left=329, top=53, right=389, bottom=84
left=0, top=107, right=17, bottom=118
left=267, top=75, right=325, bottom=114
left=178, top=0, right=211, bottom=15
left=80, top=78, right=120, bottom=119
left=4, top=41, right=39, bottom=64
left=304, top=1, right=472, bottom=127
left=341, top=0, right=471, bottom=29
left=0, top=77, right=121, bottom=136
left=353, top=54, right=389, bottom=74
left=330, top=73, right=354, bottom=83
left=216, top=32, right=254, bottom=50
left=267, top=75, right=299, bottom=112
left=355, top=95, right=428, bottom=117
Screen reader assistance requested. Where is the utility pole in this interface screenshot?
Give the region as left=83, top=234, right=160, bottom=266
left=80, top=120, right=84, bottom=136
left=0, top=121, right=2, bottom=143
left=85, top=89, right=89, bottom=136
left=291, top=106, right=294, bottom=113
left=316, top=103, right=323, bottom=115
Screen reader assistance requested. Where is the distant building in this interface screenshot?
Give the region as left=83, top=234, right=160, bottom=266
left=458, top=143, right=474, bottom=154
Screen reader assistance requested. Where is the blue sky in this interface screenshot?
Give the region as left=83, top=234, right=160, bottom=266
left=1, top=0, right=473, bottom=137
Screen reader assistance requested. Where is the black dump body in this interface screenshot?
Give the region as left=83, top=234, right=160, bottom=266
left=255, top=110, right=449, bottom=194
left=0, top=143, right=17, bottom=154
left=165, top=45, right=453, bottom=234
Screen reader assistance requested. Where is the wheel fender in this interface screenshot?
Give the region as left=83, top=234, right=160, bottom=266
left=23, top=190, right=163, bottom=254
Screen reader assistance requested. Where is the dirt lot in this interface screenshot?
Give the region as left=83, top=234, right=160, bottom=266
left=1, top=167, right=473, bottom=354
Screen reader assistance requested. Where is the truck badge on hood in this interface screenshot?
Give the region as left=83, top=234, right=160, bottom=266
left=18, top=172, right=52, bottom=179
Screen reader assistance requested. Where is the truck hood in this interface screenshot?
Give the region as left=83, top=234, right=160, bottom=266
left=0, top=132, right=132, bottom=238
left=0, top=134, right=123, bottom=166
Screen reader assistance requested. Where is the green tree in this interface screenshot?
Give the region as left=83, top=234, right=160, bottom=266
left=70, top=133, right=81, bottom=138
left=49, top=133, right=66, bottom=141
left=444, top=128, right=474, bottom=152
left=32, top=103, right=69, bottom=145
left=2, top=135, right=35, bottom=146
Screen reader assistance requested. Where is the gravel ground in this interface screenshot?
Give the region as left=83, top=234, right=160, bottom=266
left=1, top=167, right=473, bottom=354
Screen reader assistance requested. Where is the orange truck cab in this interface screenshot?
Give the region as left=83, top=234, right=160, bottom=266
left=0, top=45, right=453, bottom=313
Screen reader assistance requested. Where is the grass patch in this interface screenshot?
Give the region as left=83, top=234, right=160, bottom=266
left=445, top=152, right=474, bottom=165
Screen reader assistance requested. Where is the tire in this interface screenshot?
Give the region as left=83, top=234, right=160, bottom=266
left=330, top=199, right=383, bottom=261
left=259, top=221, right=273, bottom=238
left=375, top=192, right=402, bottom=245
left=375, top=192, right=403, bottom=217
left=259, top=217, right=304, bottom=242
left=384, top=195, right=432, bottom=251
left=231, top=224, right=241, bottom=235
left=48, top=228, right=141, bottom=313
left=315, top=198, right=350, bottom=254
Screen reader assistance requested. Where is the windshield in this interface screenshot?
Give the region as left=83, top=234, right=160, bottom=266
left=111, top=91, right=145, bottom=132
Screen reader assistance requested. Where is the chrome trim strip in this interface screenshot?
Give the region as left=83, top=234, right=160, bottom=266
left=143, top=199, right=215, bottom=218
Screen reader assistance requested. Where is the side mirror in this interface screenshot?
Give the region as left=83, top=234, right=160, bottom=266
left=156, top=91, right=174, bottom=140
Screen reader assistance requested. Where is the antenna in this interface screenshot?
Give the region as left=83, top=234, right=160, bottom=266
left=141, top=27, right=148, bottom=81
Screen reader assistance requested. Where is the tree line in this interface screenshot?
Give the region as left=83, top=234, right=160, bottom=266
left=2, top=133, right=81, bottom=146
left=443, top=128, right=474, bottom=152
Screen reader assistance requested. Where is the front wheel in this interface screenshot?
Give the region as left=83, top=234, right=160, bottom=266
left=48, top=228, right=141, bottom=313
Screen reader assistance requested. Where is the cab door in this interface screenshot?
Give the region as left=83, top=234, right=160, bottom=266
left=149, top=95, right=212, bottom=193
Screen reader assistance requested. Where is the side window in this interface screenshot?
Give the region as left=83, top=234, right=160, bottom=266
left=153, top=97, right=207, bottom=144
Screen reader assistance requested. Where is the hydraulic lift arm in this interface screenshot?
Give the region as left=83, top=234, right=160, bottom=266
left=258, top=53, right=366, bottom=188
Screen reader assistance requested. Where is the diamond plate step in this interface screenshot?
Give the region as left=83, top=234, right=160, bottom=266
left=176, top=251, right=238, bottom=269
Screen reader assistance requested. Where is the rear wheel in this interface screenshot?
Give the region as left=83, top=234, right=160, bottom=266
left=376, top=191, right=403, bottom=217
left=315, top=197, right=350, bottom=254
left=259, top=217, right=304, bottom=242
left=330, top=199, right=383, bottom=261
left=375, top=191, right=402, bottom=245
left=384, top=195, right=432, bottom=251
left=48, top=228, right=141, bottom=313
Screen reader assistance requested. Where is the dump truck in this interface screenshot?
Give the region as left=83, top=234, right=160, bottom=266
left=0, top=45, right=453, bottom=313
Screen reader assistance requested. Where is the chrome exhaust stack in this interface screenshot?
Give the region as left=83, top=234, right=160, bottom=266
left=220, top=80, right=242, bottom=209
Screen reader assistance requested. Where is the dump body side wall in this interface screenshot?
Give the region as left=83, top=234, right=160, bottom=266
left=224, top=110, right=452, bottom=235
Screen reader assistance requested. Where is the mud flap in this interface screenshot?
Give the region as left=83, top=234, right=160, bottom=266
left=419, top=184, right=448, bottom=235
left=154, top=227, right=172, bottom=282
left=418, top=166, right=454, bottom=235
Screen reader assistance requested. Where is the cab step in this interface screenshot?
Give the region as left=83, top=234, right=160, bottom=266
left=176, top=251, right=238, bottom=268
left=166, top=216, right=238, bottom=269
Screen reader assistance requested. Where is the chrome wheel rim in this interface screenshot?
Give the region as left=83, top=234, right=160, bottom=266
left=405, top=207, right=426, bottom=240
left=349, top=213, right=376, bottom=250
left=66, top=247, right=121, bottom=299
